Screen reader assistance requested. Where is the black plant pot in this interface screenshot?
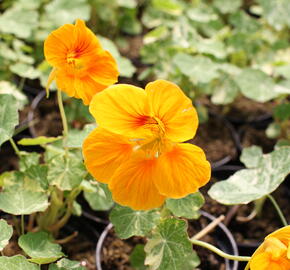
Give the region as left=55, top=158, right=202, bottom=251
left=96, top=211, right=239, bottom=270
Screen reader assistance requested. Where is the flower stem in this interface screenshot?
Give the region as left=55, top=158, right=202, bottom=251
left=9, top=138, right=21, bottom=157
left=57, top=89, right=69, bottom=157
left=267, top=194, right=288, bottom=226
left=190, top=238, right=251, bottom=262
left=21, top=215, right=25, bottom=235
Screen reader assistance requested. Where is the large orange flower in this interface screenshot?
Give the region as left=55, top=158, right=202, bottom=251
left=245, top=226, right=290, bottom=270
left=44, top=19, right=119, bottom=105
left=83, top=80, right=211, bottom=210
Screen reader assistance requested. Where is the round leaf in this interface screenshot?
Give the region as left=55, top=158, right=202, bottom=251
left=19, top=232, right=64, bottom=264
left=0, top=190, right=49, bottom=215
left=209, top=147, right=290, bottom=204
left=110, top=205, right=160, bottom=239
left=145, top=219, right=198, bottom=270
left=234, top=69, right=277, bottom=102
left=0, top=94, right=19, bottom=146
left=0, top=255, right=40, bottom=270
left=0, top=219, right=13, bottom=251
left=166, top=192, right=204, bottom=219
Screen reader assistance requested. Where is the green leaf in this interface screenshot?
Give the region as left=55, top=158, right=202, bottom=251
left=25, top=165, right=49, bottom=191
left=240, top=146, right=263, bottom=168
left=213, top=0, right=242, bottom=14
left=0, top=219, right=13, bottom=251
left=48, top=258, right=86, bottom=270
left=66, top=124, right=96, bottom=148
left=211, top=75, right=240, bottom=105
left=0, top=81, right=28, bottom=110
left=130, top=244, right=146, bottom=270
left=234, top=69, right=277, bottom=102
left=0, top=94, right=19, bottom=146
left=117, top=0, right=137, bottom=8
left=196, top=39, right=226, bottom=59
left=19, top=232, right=64, bottom=264
left=258, top=0, right=290, bottom=30
left=144, top=218, right=195, bottom=270
left=208, top=147, right=290, bottom=204
left=18, top=136, right=62, bottom=146
left=187, top=5, right=218, bottom=22
left=0, top=6, right=38, bottom=38
left=48, top=259, right=85, bottom=270
left=152, top=0, right=183, bottom=16
left=10, top=63, right=40, bottom=80
left=84, top=182, right=113, bottom=211
left=274, top=103, right=290, bottom=121
left=144, top=26, right=169, bottom=44
left=266, top=123, right=281, bottom=139
left=110, top=205, right=160, bottom=239
left=166, top=192, right=204, bottom=219
left=0, top=255, right=40, bottom=270
left=44, top=0, right=90, bottom=29
left=19, top=152, right=40, bottom=171
left=173, top=53, right=219, bottom=83
left=47, top=154, right=86, bottom=191
left=0, top=189, right=49, bottom=215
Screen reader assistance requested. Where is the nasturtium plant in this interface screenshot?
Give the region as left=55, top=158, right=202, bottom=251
left=0, top=219, right=13, bottom=251
left=0, top=255, right=40, bottom=270
left=110, top=205, right=160, bottom=239
left=166, top=192, right=204, bottom=219
left=18, top=232, right=64, bottom=264
left=145, top=219, right=199, bottom=270
left=208, top=146, right=290, bottom=204
left=0, top=94, right=19, bottom=146
left=48, top=258, right=86, bottom=270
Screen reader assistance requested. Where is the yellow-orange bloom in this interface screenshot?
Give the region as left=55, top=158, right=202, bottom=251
left=44, top=19, right=119, bottom=105
left=246, top=226, right=290, bottom=270
left=83, top=80, right=211, bottom=210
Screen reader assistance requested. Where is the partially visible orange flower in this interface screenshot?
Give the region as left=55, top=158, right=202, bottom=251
left=44, top=19, right=119, bottom=105
left=246, top=226, right=290, bottom=270
left=83, top=80, right=211, bottom=210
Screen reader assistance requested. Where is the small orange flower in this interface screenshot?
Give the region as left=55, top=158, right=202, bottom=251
left=246, top=226, right=290, bottom=270
left=83, top=80, right=211, bottom=210
left=44, top=19, right=119, bottom=105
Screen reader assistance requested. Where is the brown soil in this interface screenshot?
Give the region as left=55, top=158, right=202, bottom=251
left=101, top=229, right=145, bottom=270
left=100, top=224, right=226, bottom=270
left=223, top=97, right=274, bottom=123
left=240, top=126, right=275, bottom=153
left=191, top=117, right=237, bottom=163
left=201, top=180, right=290, bottom=246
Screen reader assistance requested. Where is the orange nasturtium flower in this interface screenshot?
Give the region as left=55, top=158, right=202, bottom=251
left=44, top=19, right=119, bottom=105
left=83, top=80, right=211, bottom=210
left=245, top=225, right=290, bottom=270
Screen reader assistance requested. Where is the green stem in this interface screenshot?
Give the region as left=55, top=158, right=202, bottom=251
left=57, top=89, right=69, bottom=157
left=267, top=194, right=288, bottom=226
left=21, top=215, right=25, bottom=235
left=9, top=138, right=21, bottom=157
left=190, top=239, right=251, bottom=262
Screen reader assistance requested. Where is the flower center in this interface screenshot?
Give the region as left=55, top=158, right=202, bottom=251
left=66, top=51, right=84, bottom=69
left=144, top=116, right=165, bottom=136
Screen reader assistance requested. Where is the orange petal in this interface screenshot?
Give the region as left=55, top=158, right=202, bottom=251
left=83, top=128, right=133, bottom=183
left=44, top=23, right=75, bottom=68
left=266, top=225, right=290, bottom=247
left=109, top=152, right=166, bottom=210
left=154, top=143, right=211, bottom=198
left=145, top=80, right=198, bottom=142
left=89, top=84, right=151, bottom=138
left=250, top=253, right=272, bottom=270
left=55, top=69, right=107, bottom=105
left=89, top=50, right=119, bottom=86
